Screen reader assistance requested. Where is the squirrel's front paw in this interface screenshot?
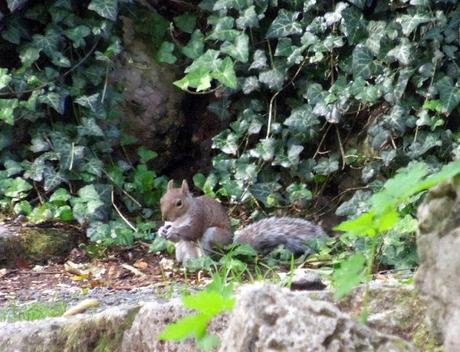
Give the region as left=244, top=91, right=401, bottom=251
left=158, top=222, right=172, bottom=238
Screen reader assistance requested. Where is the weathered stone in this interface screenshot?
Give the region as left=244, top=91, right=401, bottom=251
left=0, top=223, right=80, bottom=267
left=122, top=299, right=228, bottom=352
left=219, top=284, right=417, bottom=352
left=416, top=175, right=460, bottom=352
left=111, top=15, right=184, bottom=170
left=0, top=305, right=139, bottom=352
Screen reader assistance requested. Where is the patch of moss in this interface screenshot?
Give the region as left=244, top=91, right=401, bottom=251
left=0, top=301, right=67, bottom=322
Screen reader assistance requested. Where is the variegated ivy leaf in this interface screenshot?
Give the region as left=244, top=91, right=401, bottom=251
left=287, top=144, right=304, bottom=166
left=249, top=50, right=268, bottom=71
left=340, top=6, right=366, bottom=44
left=0, top=68, right=11, bottom=90
left=236, top=5, right=259, bottom=29
left=284, top=105, right=319, bottom=133
left=0, top=99, right=18, bottom=125
left=252, top=138, right=276, bottom=161
left=365, top=21, right=386, bottom=55
left=386, top=38, right=413, bottom=65
left=435, top=76, right=460, bottom=115
left=6, top=0, right=28, bottom=11
left=286, top=183, right=312, bottom=202
left=38, top=92, right=67, bottom=114
left=88, top=0, right=119, bottom=21
left=266, top=10, right=303, bottom=38
left=220, top=33, right=250, bottom=63
left=352, top=44, right=377, bottom=80
left=212, top=57, right=238, bottom=89
left=324, top=2, right=348, bottom=26
left=213, top=0, right=252, bottom=12
left=213, top=131, right=239, bottom=155
left=75, top=93, right=102, bottom=113
left=259, top=68, right=285, bottom=90
left=314, top=155, right=339, bottom=176
left=207, top=16, right=239, bottom=41
left=182, top=30, right=205, bottom=59
left=396, top=13, right=431, bottom=37
left=242, top=76, right=260, bottom=94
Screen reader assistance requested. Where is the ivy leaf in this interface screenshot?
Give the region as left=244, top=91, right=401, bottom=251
left=50, top=188, right=71, bottom=203
left=212, top=57, right=238, bottom=89
left=0, top=68, right=12, bottom=90
left=182, top=30, right=205, bottom=59
left=78, top=118, right=104, bottom=137
left=396, top=13, right=431, bottom=36
left=266, top=10, right=303, bottom=38
left=221, top=33, right=249, bottom=63
left=242, top=76, right=260, bottom=94
left=254, top=138, right=276, bottom=161
left=340, top=6, right=366, bottom=44
left=286, top=183, right=312, bottom=202
left=88, top=0, right=119, bottom=21
left=43, top=165, right=64, bottom=191
left=249, top=50, right=268, bottom=71
left=6, top=0, right=28, bottom=12
left=75, top=93, right=102, bottom=113
left=352, top=44, right=377, bottom=80
left=259, top=68, right=285, bottom=90
left=137, top=146, right=158, bottom=163
left=39, top=92, right=67, bottom=114
left=284, top=105, right=319, bottom=133
left=386, top=38, right=413, bottom=65
left=65, top=25, right=91, bottom=48
left=236, top=5, right=259, bottom=29
left=435, top=76, right=460, bottom=114
left=0, top=99, right=18, bottom=125
left=313, top=156, right=339, bottom=176
left=156, top=41, right=177, bottom=64
left=207, top=16, right=239, bottom=41
left=173, top=13, right=196, bottom=33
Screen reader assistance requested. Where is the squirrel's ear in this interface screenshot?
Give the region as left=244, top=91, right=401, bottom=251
left=181, top=179, right=190, bottom=195
left=167, top=180, right=175, bottom=190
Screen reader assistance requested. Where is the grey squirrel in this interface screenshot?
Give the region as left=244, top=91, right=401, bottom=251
left=158, top=179, right=327, bottom=264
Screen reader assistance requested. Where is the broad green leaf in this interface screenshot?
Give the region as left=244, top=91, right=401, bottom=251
left=156, top=41, right=177, bottom=64
left=396, top=13, right=431, bottom=36
left=137, top=147, right=158, bottom=163
left=340, top=6, right=366, bottom=44
left=236, top=5, right=259, bottom=29
left=182, top=290, right=235, bottom=316
left=286, top=183, right=312, bottom=202
left=6, top=0, right=28, bottom=11
left=0, top=68, right=12, bottom=90
left=39, top=92, right=66, bottom=114
left=160, top=314, right=209, bottom=340
left=182, top=30, right=205, bottom=59
left=65, top=25, right=91, bottom=48
left=333, top=253, right=367, bottom=299
left=75, top=93, right=102, bottom=113
left=50, top=188, right=71, bottom=203
left=386, top=38, right=413, bottom=65
left=352, top=44, right=376, bottom=80
left=435, top=76, right=460, bottom=114
left=173, top=13, right=196, bottom=33
left=213, top=57, right=238, bottom=89
left=0, top=99, right=18, bottom=125
left=207, top=16, right=239, bottom=41
left=220, top=33, right=249, bottom=63
left=334, top=211, right=377, bottom=236
left=88, top=0, right=118, bottom=21
left=14, top=200, right=32, bottom=215
left=266, top=10, right=303, bottom=38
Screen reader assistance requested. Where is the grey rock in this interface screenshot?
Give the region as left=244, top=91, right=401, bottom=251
left=289, top=268, right=326, bottom=291
left=219, top=284, right=417, bottom=352
left=416, top=175, right=460, bottom=351
left=0, top=305, right=140, bottom=352
left=122, top=299, right=228, bottom=352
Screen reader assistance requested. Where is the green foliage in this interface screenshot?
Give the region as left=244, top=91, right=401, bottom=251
left=160, top=275, right=235, bottom=351
left=0, top=301, right=67, bottom=322
left=165, top=0, right=460, bottom=212
left=0, top=1, right=166, bottom=245
left=332, top=159, right=460, bottom=299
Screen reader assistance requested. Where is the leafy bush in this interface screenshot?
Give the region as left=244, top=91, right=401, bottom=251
left=0, top=0, right=166, bottom=244
left=162, top=0, right=460, bottom=213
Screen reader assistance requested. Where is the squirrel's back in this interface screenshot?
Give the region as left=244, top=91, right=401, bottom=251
left=234, top=217, right=326, bottom=255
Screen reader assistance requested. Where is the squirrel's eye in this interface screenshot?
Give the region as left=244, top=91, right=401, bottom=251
left=175, top=199, right=183, bottom=207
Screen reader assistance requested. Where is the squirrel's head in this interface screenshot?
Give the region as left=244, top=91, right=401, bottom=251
left=160, top=179, right=192, bottom=221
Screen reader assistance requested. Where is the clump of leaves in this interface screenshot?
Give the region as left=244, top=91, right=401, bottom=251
left=161, top=0, right=460, bottom=220
left=332, top=159, right=460, bottom=300
left=160, top=275, right=235, bottom=351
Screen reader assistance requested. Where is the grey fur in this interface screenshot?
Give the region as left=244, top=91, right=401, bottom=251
left=234, top=217, right=327, bottom=255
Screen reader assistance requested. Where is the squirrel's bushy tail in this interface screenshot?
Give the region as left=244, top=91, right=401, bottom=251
left=234, top=217, right=327, bottom=255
